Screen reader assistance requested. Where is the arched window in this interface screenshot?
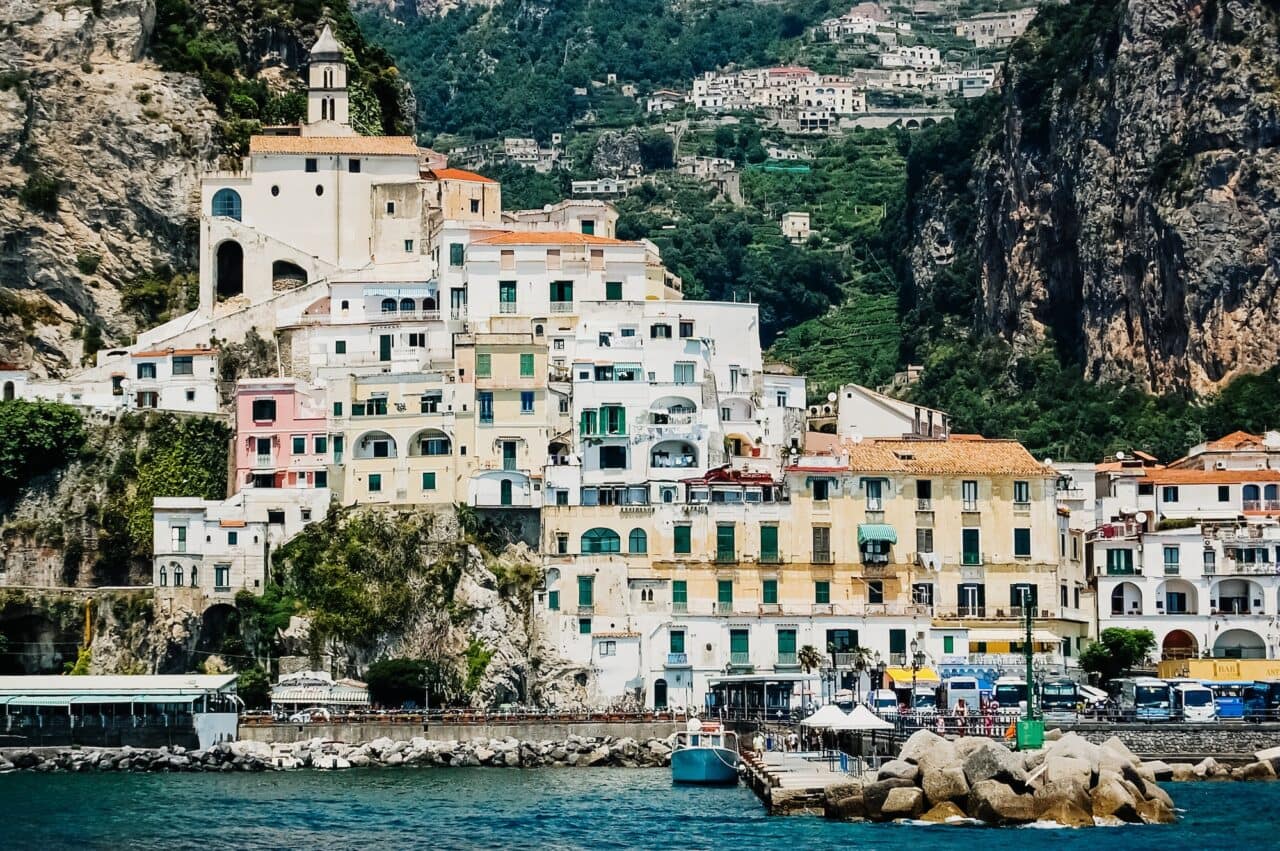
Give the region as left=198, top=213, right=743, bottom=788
left=423, top=297, right=436, bottom=311
left=190, top=565, right=198, bottom=587
left=1244, top=484, right=1261, bottom=504
left=628, top=528, right=648, bottom=555
left=173, top=565, right=183, bottom=587
left=534, top=324, right=544, bottom=337
left=1267, top=485, right=1279, bottom=502
left=400, top=298, right=416, bottom=312
left=211, top=188, right=242, bottom=221
left=159, top=565, right=167, bottom=587
left=340, top=300, right=349, bottom=311
left=381, top=298, right=397, bottom=313
left=581, top=527, right=620, bottom=554
left=324, top=67, right=333, bottom=88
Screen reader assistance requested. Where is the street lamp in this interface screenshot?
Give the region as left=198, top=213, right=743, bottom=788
left=910, top=639, right=925, bottom=717
left=874, top=651, right=885, bottom=692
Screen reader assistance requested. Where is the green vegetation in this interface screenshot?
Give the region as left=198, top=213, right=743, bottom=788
left=365, top=657, right=461, bottom=708
left=1080, top=628, right=1157, bottom=684
left=63, top=647, right=92, bottom=675
left=0, top=290, right=62, bottom=331
left=18, top=172, right=62, bottom=216
left=236, top=666, right=271, bottom=709
left=124, top=415, right=231, bottom=555
left=75, top=253, right=101, bottom=276
left=121, top=268, right=200, bottom=325
left=464, top=640, right=493, bottom=695
left=0, top=401, right=85, bottom=496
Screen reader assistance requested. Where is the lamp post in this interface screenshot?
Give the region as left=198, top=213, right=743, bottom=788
left=874, top=652, right=885, bottom=692
left=910, top=639, right=920, bottom=716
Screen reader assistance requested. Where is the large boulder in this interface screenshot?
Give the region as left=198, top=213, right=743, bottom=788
left=863, top=778, right=916, bottom=819
left=1091, top=770, right=1141, bottom=822
left=968, top=779, right=1040, bottom=825
left=825, top=792, right=867, bottom=821
left=922, top=765, right=969, bottom=804
left=1193, top=757, right=1228, bottom=780
left=1135, top=797, right=1177, bottom=824
left=880, top=787, right=926, bottom=819
left=1038, top=799, right=1094, bottom=828
left=1169, top=762, right=1196, bottom=782
left=1233, top=761, right=1277, bottom=781
left=1143, top=760, right=1173, bottom=781
left=899, top=729, right=950, bottom=765
left=961, top=738, right=1027, bottom=788
left=920, top=801, right=967, bottom=823
left=877, top=759, right=920, bottom=783
left=1044, top=732, right=1100, bottom=768
left=1041, top=754, right=1092, bottom=788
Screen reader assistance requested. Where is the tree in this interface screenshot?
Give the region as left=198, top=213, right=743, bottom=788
left=237, top=666, right=270, bottom=709
left=1079, top=628, right=1157, bottom=684
left=365, top=657, right=458, bottom=708
left=797, top=644, right=824, bottom=710
left=0, top=400, right=85, bottom=494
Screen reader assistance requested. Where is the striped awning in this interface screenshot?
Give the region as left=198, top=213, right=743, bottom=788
left=364, top=286, right=435, bottom=297
left=858, top=524, right=898, bottom=545
left=270, top=685, right=370, bottom=706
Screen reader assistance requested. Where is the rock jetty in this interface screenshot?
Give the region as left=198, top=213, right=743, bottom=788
left=0, top=735, right=673, bottom=773
left=825, top=730, right=1181, bottom=827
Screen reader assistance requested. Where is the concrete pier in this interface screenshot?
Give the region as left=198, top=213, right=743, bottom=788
left=742, top=750, right=850, bottom=814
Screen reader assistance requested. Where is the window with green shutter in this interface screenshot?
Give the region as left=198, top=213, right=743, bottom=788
left=762, top=579, right=778, bottom=605
left=476, top=353, right=492, bottom=377
left=292, top=436, right=305, bottom=454
left=605, top=281, right=622, bottom=300
left=760, top=525, right=779, bottom=562
left=449, top=243, right=465, bottom=266
left=578, top=576, right=594, bottom=607
left=520, top=352, right=534, bottom=376
left=422, top=472, right=436, bottom=490
left=777, top=628, right=796, bottom=656
left=548, top=590, right=559, bottom=610
left=333, top=401, right=343, bottom=416
left=498, top=280, right=516, bottom=310
left=674, top=524, right=691, bottom=554
left=716, top=524, right=735, bottom=562
left=669, top=631, right=685, bottom=653
left=717, top=579, right=733, bottom=605
left=815, top=581, right=830, bottom=604
left=672, top=580, right=687, bottom=609
left=1013, top=527, right=1031, bottom=558
left=942, top=635, right=954, bottom=654
left=578, top=618, right=591, bottom=635
left=729, top=629, right=749, bottom=654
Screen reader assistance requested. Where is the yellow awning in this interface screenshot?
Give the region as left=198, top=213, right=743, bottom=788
left=885, top=666, right=940, bottom=685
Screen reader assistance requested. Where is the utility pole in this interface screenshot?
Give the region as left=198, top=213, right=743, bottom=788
left=1024, top=604, right=1034, bottom=720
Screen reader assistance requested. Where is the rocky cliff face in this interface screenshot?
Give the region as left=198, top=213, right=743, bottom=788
left=0, top=0, right=218, bottom=375
left=911, top=0, right=1280, bottom=393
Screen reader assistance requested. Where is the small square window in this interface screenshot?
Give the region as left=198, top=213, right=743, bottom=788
left=679, top=321, right=694, bottom=338
left=605, top=281, right=622, bottom=301
left=305, top=158, right=317, bottom=173
left=470, top=198, right=480, bottom=214
left=385, top=201, right=396, bottom=214
left=368, top=474, right=382, bottom=493
left=335, top=340, right=346, bottom=354
left=292, top=436, right=306, bottom=454
left=422, top=472, right=437, bottom=490
left=185, top=389, right=195, bottom=401
left=404, top=239, right=414, bottom=253
left=314, top=435, right=327, bottom=454
left=228, top=531, right=238, bottom=546
left=348, top=158, right=361, bottom=173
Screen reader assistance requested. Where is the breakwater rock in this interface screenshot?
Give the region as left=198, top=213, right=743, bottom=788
left=0, top=734, right=674, bottom=773
left=824, top=731, right=1178, bottom=827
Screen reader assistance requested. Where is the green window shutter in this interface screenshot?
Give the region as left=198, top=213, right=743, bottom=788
left=669, top=631, right=685, bottom=653
left=548, top=590, right=559, bottom=611
left=334, top=340, right=346, bottom=354
left=579, top=618, right=591, bottom=635
left=578, top=576, right=594, bottom=607
left=368, top=474, right=381, bottom=493
left=777, top=629, right=796, bottom=655
left=672, top=580, right=687, bottom=604
left=605, top=281, right=622, bottom=300
left=760, top=525, right=778, bottom=560
left=476, top=353, right=491, bottom=377
left=499, top=281, right=516, bottom=304
left=332, top=401, right=342, bottom=416
left=674, top=525, right=691, bottom=554
left=815, top=581, right=830, bottom=604
left=520, top=352, right=534, bottom=376
left=889, top=628, right=906, bottom=654
left=716, top=524, right=735, bottom=560
left=1014, top=527, right=1031, bottom=557
left=762, top=579, right=778, bottom=605
left=943, top=635, right=954, bottom=654
left=422, top=472, right=436, bottom=490
left=450, top=243, right=464, bottom=265
left=729, top=629, right=749, bottom=654
left=292, top=436, right=305, bottom=454
left=717, top=579, right=733, bottom=604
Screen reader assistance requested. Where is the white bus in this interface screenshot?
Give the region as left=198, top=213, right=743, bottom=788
left=941, top=676, right=981, bottom=713
left=1171, top=681, right=1216, bottom=722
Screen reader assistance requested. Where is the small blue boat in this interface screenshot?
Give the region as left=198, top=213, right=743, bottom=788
left=671, top=720, right=739, bottom=785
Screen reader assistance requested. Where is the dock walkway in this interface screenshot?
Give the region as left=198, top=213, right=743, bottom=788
left=741, top=750, right=863, bottom=814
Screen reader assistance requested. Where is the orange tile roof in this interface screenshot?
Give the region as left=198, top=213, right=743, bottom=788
left=1207, top=430, right=1265, bottom=450
left=249, top=135, right=419, bottom=156
left=424, top=167, right=497, bottom=184
left=132, top=348, right=217, bottom=358
left=842, top=437, right=1051, bottom=477
left=804, top=431, right=840, bottom=453
left=219, top=519, right=247, bottom=528
left=1137, top=468, right=1280, bottom=485
left=472, top=231, right=633, bottom=246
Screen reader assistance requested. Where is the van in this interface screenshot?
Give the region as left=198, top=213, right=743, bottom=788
left=870, top=688, right=899, bottom=718
left=1172, top=682, right=1216, bottom=722
left=942, top=676, right=980, bottom=712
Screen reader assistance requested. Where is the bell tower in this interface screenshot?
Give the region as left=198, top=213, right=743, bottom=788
left=305, top=25, right=352, bottom=135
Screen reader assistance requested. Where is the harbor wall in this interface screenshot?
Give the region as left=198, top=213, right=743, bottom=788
left=237, top=720, right=680, bottom=745
left=1061, top=722, right=1280, bottom=759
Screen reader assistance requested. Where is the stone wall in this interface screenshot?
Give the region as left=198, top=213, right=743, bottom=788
left=1062, top=722, right=1280, bottom=758
left=238, top=720, right=680, bottom=745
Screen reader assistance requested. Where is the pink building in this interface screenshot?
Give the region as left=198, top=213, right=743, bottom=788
left=234, top=379, right=330, bottom=491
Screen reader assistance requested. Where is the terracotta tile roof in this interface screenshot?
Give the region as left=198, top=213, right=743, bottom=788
left=219, top=519, right=247, bottom=528
left=471, top=231, right=634, bottom=246
left=424, top=167, right=497, bottom=184
left=303, top=297, right=331, bottom=316
left=843, top=437, right=1052, bottom=477
left=1207, top=430, right=1265, bottom=450
left=249, top=135, right=419, bottom=156
left=1138, top=468, right=1280, bottom=485
left=804, top=431, right=840, bottom=453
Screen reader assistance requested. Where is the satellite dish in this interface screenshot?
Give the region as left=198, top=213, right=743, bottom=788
left=1135, top=512, right=1148, bottom=525
left=826, top=392, right=837, bottom=403
left=1043, top=457, right=1053, bottom=467
left=1115, top=451, right=1125, bottom=461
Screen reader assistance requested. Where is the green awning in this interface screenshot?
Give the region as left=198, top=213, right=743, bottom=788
left=858, top=524, right=898, bottom=545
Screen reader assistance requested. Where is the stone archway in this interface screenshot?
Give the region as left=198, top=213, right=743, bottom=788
left=1161, top=629, right=1198, bottom=660
left=216, top=241, right=244, bottom=301
left=271, top=259, right=308, bottom=291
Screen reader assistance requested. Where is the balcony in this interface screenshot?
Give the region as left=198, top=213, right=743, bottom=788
left=728, top=652, right=753, bottom=671
left=916, top=498, right=933, bottom=511
left=715, top=601, right=736, bottom=615
left=812, top=550, right=833, bottom=564
left=650, top=454, right=698, bottom=469
left=254, top=454, right=273, bottom=468
left=811, top=603, right=834, bottom=615
left=962, top=501, right=979, bottom=512
left=499, top=302, right=518, bottom=314
left=758, top=603, right=781, bottom=615
left=715, top=551, right=736, bottom=564
left=758, top=552, right=781, bottom=565
left=1243, top=500, right=1280, bottom=512
left=1163, top=563, right=1180, bottom=576
left=962, top=551, right=984, bottom=567
left=549, top=301, right=575, bottom=314
left=775, top=651, right=799, bottom=669
left=576, top=604, right=595, bottom=615
left=666, top=653, right=690, bottom=667
left=1215, top=560, right=1280, bottom=576
left=1013, top=500, right=1031, bottom=513
left=672, top=601, right=688, bottom=614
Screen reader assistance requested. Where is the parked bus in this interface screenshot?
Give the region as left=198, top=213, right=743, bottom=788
left=1040, top=679, right=1079, bottom=721
left=1207, top=681, right=1252, bottom=719
left=940, top=677, right=981, bottom=713
left=1116, top=677, right=1173, bottom=721
left=869, top=689, right=899, bottom=718
left=911, top=685, right=939, bottom=715
left=1244, top=680, right=1280, bottom=721
left=993, top=677, right=1028, bottom=711
left=1170, top=682, right=1216, bottom=722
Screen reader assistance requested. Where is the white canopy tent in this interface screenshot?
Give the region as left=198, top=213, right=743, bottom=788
left=835, top=704, right=894, bottom=732
left=799, top=703, right=853, bottom=728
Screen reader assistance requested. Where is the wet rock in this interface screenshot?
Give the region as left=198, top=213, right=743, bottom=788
left=880, top=786, right=925, bottom=819
left=920, top=801, right=967, bottom=823
left=968, top=779, right=1039, bottom=825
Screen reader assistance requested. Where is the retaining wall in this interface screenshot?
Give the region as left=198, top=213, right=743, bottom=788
left=238, top=720, right=680, bottom=745
left=1060, top=722, right=1280, bottom=758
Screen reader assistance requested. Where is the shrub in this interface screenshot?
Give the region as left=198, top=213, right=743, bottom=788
left=18, top=172, right=63, bottom=216
left=76, top=253, right=101, bottom=275
left=0, top=400, right=85, bottom=494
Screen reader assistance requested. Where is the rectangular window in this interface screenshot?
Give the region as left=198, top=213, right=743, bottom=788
left=315, top=470, right=327, bottom=488
left=1218, top=485, right=1230, bottom=502
left=520, top=391, right=534, bottom=414
left=1162, top=486, right=1179, bottom=503
left=679, top=320, right=694, bottom=338
left=917, top=479, right=932, bottom=506
left=672, top=580, right=687, bottom=610
left=1011, top=583, right=1037, bottom=610
left=422, top=472, right=436, bottom=490
left=674, top=525, right=692, bottom=554
left=368, top=474, right=382, bottom=493
left=867, top=580, right=884, bottom=604
left=579, top=618, right=592, bottom=635
left=251, top=399, right=276, bottom=421
left=865, top=478, right=883, bottom=511
left=349, top=158, right=361, bottom=173
left=916, top=527, right=934, bottom=553
left=498, top=281, right=517, bottom=312
left=470, top=198, right=480, bottom=214
left=171, top=356, right=194, bottom=376
left=760, top=525, right=779, bottom=562
left=1013, top=527, right=1031, bottom=558
left=651, top=323, right=672, bottom=339
left=1013, top=480, right=1030, bottom=504
left=255, top=437, right=271, bottom=457
left=335, top=340, right=346, bottom=354
left=549, top=280, right=573, bottom=303
left=912, top=582, right=934, bottom=605
left=812, top=479, right=830, bottom=501
left=815, top=581, right=830, bottom=604
left=717, top=579, right=733, bottom=606
left=716, top=524, right=735, bottom=562
left=305, top=158, right=317, bottom=173
left=228, top=531, right=238, bottom=546
left=170, top=526, right=186, bottom=553
left=943, top=635, right=954, bottom=654
left=669, top=630, right=685, bottom=654
left=578, top=575, right=594, bottom=607
left=137, top=362, right=156, bottom=379
left=605, top=281, right=623, bottom=301
left=762, top=579, right=778, bottom=605
left=520, top=353, right=534, bottom=376
left=673, top=362, right=694, bottom=384
left=547, top=249, right=561, bottom=269
left=962, top=480, right=978, bottom=510
left=1163, top=545, right=1180, bottom=574
left=599, top=445, right=627, bottom=468
left=777, top=628, right=796, bottom=660
left=729, top=628, right=748, bottom=658
left=289, top=435, right=304, bottom=455
left=548, top=590, right=560, bottom=611
left=404, top=239, right=414, bottom=253
left=385, top=201, right=396, bottom=215
left=1106, top=548, right=1135, bottom=575
left=214, top=565, right=229, bottom=590
left=812, top=525, right=831, bottom=561
left=962, top=528, right=981, bottom=565
left=581, top=219, right=596, bottom=235
left=314, top=435, right=327, bottom=453
left=449, top=243, right=465, bottom=266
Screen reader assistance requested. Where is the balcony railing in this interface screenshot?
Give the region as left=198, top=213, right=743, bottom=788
left=1242, top=500, right=1280, bottom=512
left=916, top=498, right=932, bottom=511
left=254, top=455, right=273, bottom=467
left=499, top=302, right=518, bottom=314
left=812, top=550, right=833, bottom=564
left=549, top=301, right=575, bottom=313
left=962, top=501, right=979, bottom=512
left=1163, top=563, right=1180, bottom=575
left=715, top=551, right=736, bottom=564
left=1013, top=500, right=1031, bottom=512
left=776, top=651, right=798, bottom=667
left=1215, top=561, right=1280, bottom=576
left=715, top=601, right=735, bottom=614
left=729, top=652, right=753, bottom=668
left=759, top=552, right=781, bottom=564
left=577, top=604, right=595, bottom=615
left=811, top=603, right=834, bottom=615
left=962, top=551, right=984, bottom=566
left=666, top=653, right=690, bottom=667
left=672, top=601, right=688, bottom=613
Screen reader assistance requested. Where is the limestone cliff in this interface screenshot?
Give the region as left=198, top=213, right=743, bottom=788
left=909, top=0, right=1280, bottom=394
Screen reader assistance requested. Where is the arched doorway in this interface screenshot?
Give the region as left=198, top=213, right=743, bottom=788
left=215, top=241, right=244, bottom=301
left=271, top=260, right=308, bottom=290
left=1109, top=582, right=1142, bottom=615
left=1161, top=629, right=1198, bottom=660
left=654, top=678, right=668, bottom=710
left=500, top=479, right=513, bottom=506
left=2, top=381, right=13, bottom=401
left=1214, top=628, right=1265, bottom=659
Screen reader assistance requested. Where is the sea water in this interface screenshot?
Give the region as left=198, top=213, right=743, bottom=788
left=1, top=768, right=1274, bottom=849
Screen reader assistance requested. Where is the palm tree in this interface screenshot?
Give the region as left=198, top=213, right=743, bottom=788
left=798, top=644, right=824, bottom=710
left=848, top=646, right=873, bottom=703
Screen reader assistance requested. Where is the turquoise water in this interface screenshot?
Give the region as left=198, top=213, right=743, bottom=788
left=0, top=769, right=1274, bottom=849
